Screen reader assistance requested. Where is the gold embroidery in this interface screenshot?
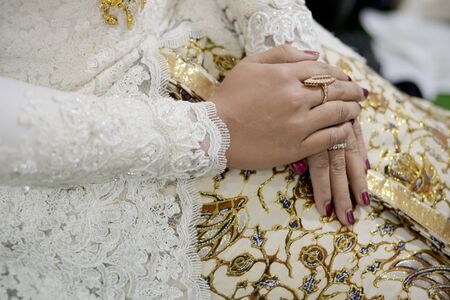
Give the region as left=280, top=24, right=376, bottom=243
left=368, top=170, right=450, bottom=245
left=100, top=0, right=147, bottom=29
left=163, top=38, right=449, bottom=298
left=197, top=193, right=248, bottom=259
left=160, top=49, right=218, bottom=100
left=385, top=153, right=445, bottom=206
left=227, top=253, right=256, bottom=276
left=376, top=251, right=450, bottom=299
left=160, top=39, right=241, bottom=100
left=300, top=245, right=327, bottom=269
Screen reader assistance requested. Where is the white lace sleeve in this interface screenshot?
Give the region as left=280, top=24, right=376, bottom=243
left=218, top=0, right=319, bottom=54
left=0, top=76, right=229, bottom=187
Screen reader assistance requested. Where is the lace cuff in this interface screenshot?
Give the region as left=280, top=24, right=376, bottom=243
left=218, top=0, right=319, bottom=54
left=191, top=101, right=230, bottom=177
left=0, top=76, right=230, bottom=187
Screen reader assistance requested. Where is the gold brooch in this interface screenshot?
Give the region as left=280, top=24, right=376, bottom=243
left=100, top=0, right=147, bottom=29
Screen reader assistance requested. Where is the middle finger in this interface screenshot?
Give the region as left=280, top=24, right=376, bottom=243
left=308, top=151, right=333, bottom=218
left=303, top=80, right=368, bottom=108
left=302, top=101, right=361, bottom=136
left=329, top=146, right=355, bottom=226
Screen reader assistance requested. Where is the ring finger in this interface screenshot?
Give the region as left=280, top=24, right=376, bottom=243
left=308, top=151, right=333, bottom=217
left=329, top=145, right=355, bottom=226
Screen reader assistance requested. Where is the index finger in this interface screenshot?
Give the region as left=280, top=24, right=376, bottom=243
left=244, top=45, right=320, bottom=64
left=287, top=61, right=350, bottom=82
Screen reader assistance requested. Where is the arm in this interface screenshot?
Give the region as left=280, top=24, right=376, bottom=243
left=218, top=0, right=319, bottom=55
left=0, top=76, right=229, bottom=187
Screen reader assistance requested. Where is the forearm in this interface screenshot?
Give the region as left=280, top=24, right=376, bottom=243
left=0, top=76, right=229, bottom=187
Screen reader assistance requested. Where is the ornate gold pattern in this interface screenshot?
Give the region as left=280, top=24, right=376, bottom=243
left=161, top=48, right=218, bottom=100
left=100, top=0, right=147, bottom=29
left=228, top=254, right=256, bottom=276
left=368, top=171, right=450, bottom=251
left=197, top=167, right=449, bottom=299
left=385, top=153, right=444, bottom=206
left=160, top=39, right=241, bottom=100
left=163, top=37, right=449, bottom=299
left=376, top=251, right=450, bottom=299
left=197, top=193, right=248, bottom=260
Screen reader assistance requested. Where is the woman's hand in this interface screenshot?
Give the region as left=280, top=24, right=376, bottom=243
left=211, top=45, right=367, bottom=170
left=293, top=119, right=370, bottom=226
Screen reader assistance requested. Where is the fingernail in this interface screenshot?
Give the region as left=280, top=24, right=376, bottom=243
left=325, top=201, right=333, bottom=217
left=291, top=160, right=308, bottom=175
left=304, top=50, right=320, bottom=56
left=365, top=159, right=371, bottom=170
left=362, top=192, right=370, bottom=206
left=346, top=210, right=355, bottom=225
left=363, top=88, right=369, bottom=98
left=348, top=75, right=353, bottom=81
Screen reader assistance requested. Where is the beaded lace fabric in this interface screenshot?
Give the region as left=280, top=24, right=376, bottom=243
left=0, top=0, right=233, bottom=299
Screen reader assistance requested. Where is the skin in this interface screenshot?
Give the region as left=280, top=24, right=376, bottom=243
left=210, top=45, right=369, bottom=225
left=307, top=119, right=369, bottom=226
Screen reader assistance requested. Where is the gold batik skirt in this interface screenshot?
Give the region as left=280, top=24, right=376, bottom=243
left=162, top=38, right=450, bottom=300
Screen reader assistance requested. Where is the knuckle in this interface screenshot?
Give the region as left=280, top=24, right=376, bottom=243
left=328, top=131, right=337, bottom=147
left=310, top=152, right=329, bottom=169
left=347, top=138, right=360, bottom=155
left=330, top=155, right=346, bottom=172
left=288, top=84, right=303, bottom=101
left=329, top=124, right=351, bottom=147
left=342, top=122, right=353, bottom=137
left=277, top=45, right=290, bottom=61
left=328, top=128, right=339, bottom=146
left=279, top=44, right=291, bottom=52
left=317, top=63, right=330, bottom=74
left=333, top=81, right=345, bottom=99
left=337, top=102, right=349, bottom=121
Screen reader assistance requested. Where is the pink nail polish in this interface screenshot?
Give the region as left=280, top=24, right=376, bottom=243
left=291, top=160, right=308, bottom=175
left=363, top=88, right=369, bottom=98
left=346, top=210, right=355, bottom=225
left=365, top=159, right=371, bottom=170
left=304, top=50, right=319, bottom=56
left=362, top=192, right=370, bottom=206
left=325, top=201, right=333, bottom=217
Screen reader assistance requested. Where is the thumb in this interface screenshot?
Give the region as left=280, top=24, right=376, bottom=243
left=244, top=45, right=319, bottom=64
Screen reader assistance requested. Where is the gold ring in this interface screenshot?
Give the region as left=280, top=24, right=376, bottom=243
left=303, top=75, right=336, bottom=104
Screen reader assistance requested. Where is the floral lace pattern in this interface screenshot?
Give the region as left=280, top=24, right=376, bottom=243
left=0, top=179, right=209, bottom=299
left=0, top=0, right=232, bottom=299
left=0, top=85, right=225, bottom=186
left=219, top=0, right=318, bottom=54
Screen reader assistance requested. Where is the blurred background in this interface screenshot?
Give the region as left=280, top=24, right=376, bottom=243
left=306, top=0, right=450, bottom=110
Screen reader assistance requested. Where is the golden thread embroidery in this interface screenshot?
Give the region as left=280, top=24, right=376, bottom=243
left=165, top=38, right=449, bottom=298
left=100, top=0, right=147, bottom=29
